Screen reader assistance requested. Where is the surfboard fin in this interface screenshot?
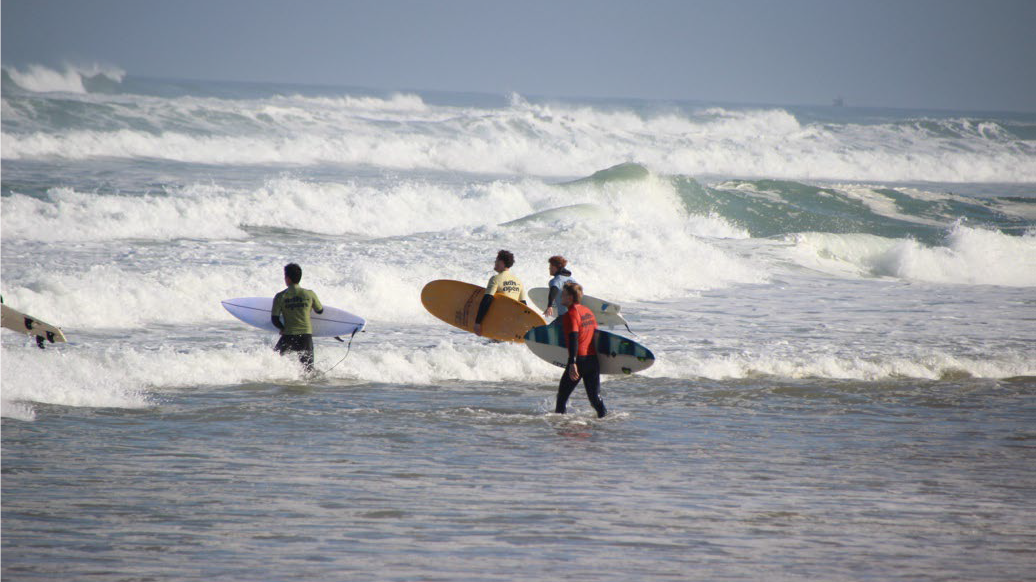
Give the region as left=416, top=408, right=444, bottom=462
left=616, top=313, right=636, bottom=336
left=35, top=335, right=45, bottom=349
left=333, top=336, right=345, bottom=342
left=24, top=317, right=35, bottom=331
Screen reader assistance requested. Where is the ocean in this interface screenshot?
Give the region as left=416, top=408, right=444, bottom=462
left=2, top=64, right=1035, bottom=581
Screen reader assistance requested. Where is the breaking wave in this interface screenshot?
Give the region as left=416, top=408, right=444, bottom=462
left=2, top=63, right=125, bottom=94
left=3, top=77, right=1035, bottom=181
left=786, top=224, right=1036, bottom=287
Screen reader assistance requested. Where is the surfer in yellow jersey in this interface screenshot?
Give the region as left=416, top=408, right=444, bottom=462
left=271, top=263, right=323, bottom=372
left=473, top=249, right=529, bottom=336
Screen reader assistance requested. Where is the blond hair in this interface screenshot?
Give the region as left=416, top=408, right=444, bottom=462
left=562, top=281, right=583, bottom=304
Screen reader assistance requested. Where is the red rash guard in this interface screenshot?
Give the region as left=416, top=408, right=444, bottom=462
left=563, top=303, right=598, bottom=359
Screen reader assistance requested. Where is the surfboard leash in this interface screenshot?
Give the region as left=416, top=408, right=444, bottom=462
left=321, top=328, right=363, bottom=375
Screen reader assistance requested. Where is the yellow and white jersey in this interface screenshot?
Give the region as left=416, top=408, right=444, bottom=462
left=485, top=269, right=527, bottom=302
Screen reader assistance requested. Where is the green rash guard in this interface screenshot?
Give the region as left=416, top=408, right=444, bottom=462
left=271, top=285, right=323, bottom=335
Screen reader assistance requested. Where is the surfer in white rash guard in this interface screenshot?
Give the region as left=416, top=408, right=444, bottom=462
left=473, top=249, right=529, bottom=336
left=543, top=255, right=577, bottom=319
left=271, top=263, right=323, bottom=372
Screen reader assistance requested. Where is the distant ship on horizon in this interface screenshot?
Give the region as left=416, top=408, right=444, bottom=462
left=833, top=96, right=845, bottom=107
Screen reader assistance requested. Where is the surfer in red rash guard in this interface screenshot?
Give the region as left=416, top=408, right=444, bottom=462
left=555, top=282, right=607, bottom=418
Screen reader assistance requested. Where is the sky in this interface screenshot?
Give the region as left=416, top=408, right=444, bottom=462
left=2, top=0, right=1035, bottom=112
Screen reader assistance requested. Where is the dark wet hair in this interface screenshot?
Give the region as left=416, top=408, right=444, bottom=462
left=563, top=281, right=583, bottom=304
left=496, top=250, right=515, bottom=269
left=284, top=263, right=302, bottom=284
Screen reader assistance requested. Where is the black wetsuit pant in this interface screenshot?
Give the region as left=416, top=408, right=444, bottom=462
left=275, top=334, right=314, bottom=372
left=555, top=355, right=607, bottom=418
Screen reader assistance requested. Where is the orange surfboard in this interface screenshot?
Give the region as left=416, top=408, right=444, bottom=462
left=421, top=280, right=546, bottom=342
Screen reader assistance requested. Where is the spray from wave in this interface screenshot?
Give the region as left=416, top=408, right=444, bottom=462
left=786, top=223, right=1036, bottom=286
left=2, top=63, right=125, bottom=94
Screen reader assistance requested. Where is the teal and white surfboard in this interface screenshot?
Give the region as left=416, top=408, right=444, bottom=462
left=524, top=320, right=654, bottom=375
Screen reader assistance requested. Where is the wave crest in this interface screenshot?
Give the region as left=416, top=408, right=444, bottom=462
left=3, top=63, right=125, bottom=94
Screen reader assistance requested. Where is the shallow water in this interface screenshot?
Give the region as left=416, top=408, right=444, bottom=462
left=4, top=375, right=1035, bottom=581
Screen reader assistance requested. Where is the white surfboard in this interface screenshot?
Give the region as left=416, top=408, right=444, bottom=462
left=528, top=287, right=632, bottom=332
left=221, top=297, right=365, bottom=338
left=1, top=303, right=67, bottom=348
left=524, top=321, right=654, bottom=375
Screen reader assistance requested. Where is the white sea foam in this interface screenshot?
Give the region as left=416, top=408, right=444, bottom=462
left=875, top=225, right=1036, bottom=286
left=1, top=186, right=248, bottom=241
left=1, top=262, right=278, bottom=328
left=0, top=173, right=764, bottom=329
left=274, top=92, right=429, bottom=113
left=0, top=334, right=559, bottom=420
left=648, top=347, right=1036, bottom=381
left=495, top=174, right=758, bottom=299
left=1, top=344, right=153, bottom=418
left=325, top=339, right=557, bottom=385
left=0, top=341, right=308, bottom=419
left=4, top=87, right=1035, bottom=182
left=0, top=178, right=536, bottom=242
left=5, top=321, right=1029, bottom=421
left=787, top=223, right=1036, bottom=286
left=3, top=63, right=125, bottom=94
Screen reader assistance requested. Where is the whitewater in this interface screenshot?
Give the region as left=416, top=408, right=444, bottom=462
left=2, top=65, right=1035, bottom=581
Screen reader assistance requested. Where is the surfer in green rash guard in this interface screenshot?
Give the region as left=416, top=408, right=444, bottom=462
left=271, top=263, right=323, bottom=372
left=474, top=249, right=529, bottom=337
